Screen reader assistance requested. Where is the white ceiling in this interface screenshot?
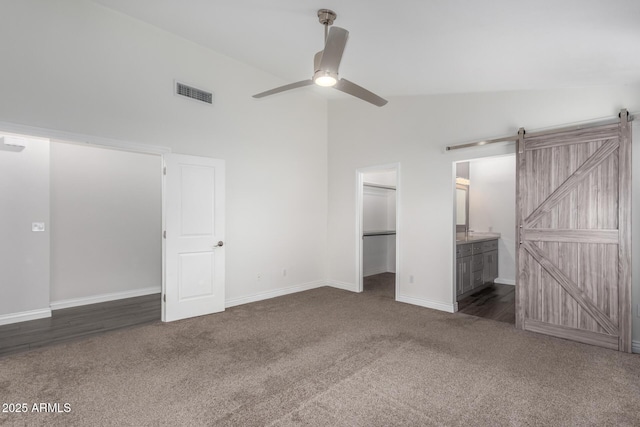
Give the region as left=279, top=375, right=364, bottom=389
left=91, top=0, right=640, bottom=98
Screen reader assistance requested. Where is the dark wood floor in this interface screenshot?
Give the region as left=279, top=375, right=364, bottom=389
left=457, top=283, right=515, bottom=324
left=363, top=272, right=396, bottom=299
left=0, top=294, right=161, bottom=358
left=363, top=273, right=515, bottom=324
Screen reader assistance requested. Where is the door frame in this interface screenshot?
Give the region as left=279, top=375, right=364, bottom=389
left=451, top=155, right=516, bottom=309
left=355, top=163, right=400, bottom=298
left=0, top=120, right=171, bottom=318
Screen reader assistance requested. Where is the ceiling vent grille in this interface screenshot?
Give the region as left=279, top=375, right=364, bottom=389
left=175, top=81, right=213, bottom=105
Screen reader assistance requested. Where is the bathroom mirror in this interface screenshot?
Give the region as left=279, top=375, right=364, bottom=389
left=456, top=184, right=469, bottom=232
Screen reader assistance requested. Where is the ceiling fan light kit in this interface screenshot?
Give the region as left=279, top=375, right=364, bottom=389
left=314, top=71, right=337, bottom=87
left=252, top=9, right=387, bottom=107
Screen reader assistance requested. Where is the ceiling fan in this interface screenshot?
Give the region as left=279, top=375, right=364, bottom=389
left=253, top=9, right=388, bottom=107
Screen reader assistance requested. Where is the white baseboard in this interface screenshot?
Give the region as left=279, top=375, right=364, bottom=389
left=327, top=280, right=359, bottom=292
left=396, top=295, right=456, bottom=313
left=50, top=286, right=161, bottom=310
left=225, top=280, right=325, bottom=308
left=495, top=278, right=516, bottom=286
left=0, top=308, right=51, bottom=326
left=632, top=340, right=640, bottom=354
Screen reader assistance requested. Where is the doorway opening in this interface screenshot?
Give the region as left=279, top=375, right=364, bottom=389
left=453, top=155, right=516, bottom=323
left=357, top=165, right=399, bottom=300
left=0, top=126, right=165, bottom=355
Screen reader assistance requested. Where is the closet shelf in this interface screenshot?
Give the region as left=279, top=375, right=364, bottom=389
left=363, top=230, right=396, bottom=237
left=363, top=182, right=396, bottom=191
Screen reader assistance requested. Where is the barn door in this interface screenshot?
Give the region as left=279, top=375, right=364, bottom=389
left=516, top=110, right=632, bottom=352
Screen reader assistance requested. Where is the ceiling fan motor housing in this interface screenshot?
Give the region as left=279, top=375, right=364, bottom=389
left=312, top=50, right=337, bottom=86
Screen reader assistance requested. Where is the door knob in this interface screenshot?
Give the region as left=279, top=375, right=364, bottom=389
left=214, top=241, right=224, bottom=248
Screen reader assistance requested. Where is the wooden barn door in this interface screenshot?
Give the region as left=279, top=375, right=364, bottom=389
left=516, top=110, right=632, bottom=352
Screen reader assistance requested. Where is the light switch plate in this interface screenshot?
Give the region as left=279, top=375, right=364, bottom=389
left=32, top=222, right=45, bottom=232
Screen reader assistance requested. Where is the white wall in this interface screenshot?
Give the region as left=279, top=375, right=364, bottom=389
left=328, top=85, right=640, bottom=343
left=0, top=0, right=328, bottom=313
left=364, top=171, right=397, bottom=187
left=468, top=156, right=516, bottom=284
left=50, top=142, right=162, bottom=305
left=0, top=135, right=50, bottom=321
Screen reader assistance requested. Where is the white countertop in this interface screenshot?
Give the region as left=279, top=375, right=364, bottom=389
left=456, top=232, right=501, bottom=245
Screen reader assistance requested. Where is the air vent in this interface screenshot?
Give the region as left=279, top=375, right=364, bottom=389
left=175, top=81, right=213, bottom=105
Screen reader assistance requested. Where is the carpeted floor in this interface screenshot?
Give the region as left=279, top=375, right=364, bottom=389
left=1, top=286, right=639, bottom=426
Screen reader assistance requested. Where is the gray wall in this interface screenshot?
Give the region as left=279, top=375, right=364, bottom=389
left=0, top=135, right=50, bottom=318
left=50, top=142, right=162, bottom=303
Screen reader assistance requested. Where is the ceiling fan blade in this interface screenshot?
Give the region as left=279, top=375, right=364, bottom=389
left=318, top=27, right=349, bottom=74
left=334, top=79, right=388, bottom=107
left=253, top=80, right=314, bottom=98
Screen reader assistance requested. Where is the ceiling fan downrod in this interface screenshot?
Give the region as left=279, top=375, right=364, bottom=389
left=317, top=9, right=336, bottom=42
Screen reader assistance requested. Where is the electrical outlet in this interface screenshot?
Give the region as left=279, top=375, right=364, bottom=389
left=32, top=222, right=45, bottom=232
left=257, top=273, right=262, bottom=281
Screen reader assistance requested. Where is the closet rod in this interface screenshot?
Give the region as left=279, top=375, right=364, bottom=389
left=363, top=231, right=396, bottom=237
left=445, top=110, right=638, bottom=151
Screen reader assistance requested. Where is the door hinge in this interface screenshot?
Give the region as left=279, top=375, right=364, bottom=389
left=163, top=230, right=166, bottom=239
left=163, top=166, right=167, bottom=175
left=163, top=294, right=166, bottom=303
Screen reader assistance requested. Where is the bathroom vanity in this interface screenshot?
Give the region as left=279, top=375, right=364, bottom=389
left=455, top=234, right=499, bottom=300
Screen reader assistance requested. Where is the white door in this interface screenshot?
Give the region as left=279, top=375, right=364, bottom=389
left=163, top=154, right=225, bottom=322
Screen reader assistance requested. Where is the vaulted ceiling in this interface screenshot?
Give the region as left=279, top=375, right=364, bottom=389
left=92, top=0, right=640, bottom=97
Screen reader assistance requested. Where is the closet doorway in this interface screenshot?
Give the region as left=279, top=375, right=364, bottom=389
left=357, top=165, right=399, bottom=300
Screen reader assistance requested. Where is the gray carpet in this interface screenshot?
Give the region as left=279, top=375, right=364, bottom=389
left=1, top=286, right=639, bottom=426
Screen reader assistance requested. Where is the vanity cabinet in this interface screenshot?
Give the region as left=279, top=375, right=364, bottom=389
left=455, top=244, right=471, bottom=295
left=481, top=240, right=498, bottom=284
left=456, top=256, right=471, bottom=295
left=483, top=251, right=498, bottom=284
left=456, top=238, right=499, bottom=300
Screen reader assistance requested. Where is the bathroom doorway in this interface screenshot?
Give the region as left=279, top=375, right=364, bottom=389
left=357, top=165, right=399, bottom=299
left=453, top=155, right=516, bottom=323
